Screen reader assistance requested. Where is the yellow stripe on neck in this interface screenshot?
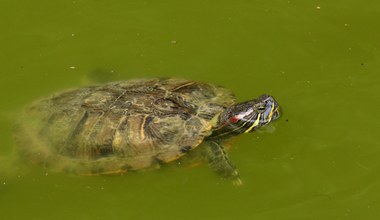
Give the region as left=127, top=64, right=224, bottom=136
left=244, top=113, right=261, bottom=133
left=267, top=102, right=275, bottom=123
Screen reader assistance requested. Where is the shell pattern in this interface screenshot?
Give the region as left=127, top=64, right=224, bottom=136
left=17, top=78, right=236, bottom=174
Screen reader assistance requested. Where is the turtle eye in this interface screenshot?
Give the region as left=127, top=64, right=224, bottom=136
left=257, top=105, right=266, bottom=112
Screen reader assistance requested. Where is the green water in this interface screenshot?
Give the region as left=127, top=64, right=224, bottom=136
left=1, top=0, right=380, bottom=219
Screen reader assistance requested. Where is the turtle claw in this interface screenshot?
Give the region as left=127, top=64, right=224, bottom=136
left=232, top=177, right=243, bottom=186
left=230, top=170, right=242, bottom=186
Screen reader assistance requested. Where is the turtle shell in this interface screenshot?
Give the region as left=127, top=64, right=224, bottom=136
left=17, top=78, right=235, bottom=174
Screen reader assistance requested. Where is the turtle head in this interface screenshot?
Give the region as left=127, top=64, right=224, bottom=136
left=210, top=94, right=280, bottom=138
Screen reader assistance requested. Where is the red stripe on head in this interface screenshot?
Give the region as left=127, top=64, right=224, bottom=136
left=229, top=116, right=239, bottom=123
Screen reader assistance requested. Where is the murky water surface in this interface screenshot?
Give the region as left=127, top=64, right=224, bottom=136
left=1, top=1, right=379, bottom=219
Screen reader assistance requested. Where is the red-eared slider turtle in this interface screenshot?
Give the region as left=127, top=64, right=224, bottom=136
left=17, top=78, right=280, bottom=184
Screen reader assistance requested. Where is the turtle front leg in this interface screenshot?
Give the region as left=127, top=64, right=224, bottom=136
left=203, top=140, right=242, bottom=185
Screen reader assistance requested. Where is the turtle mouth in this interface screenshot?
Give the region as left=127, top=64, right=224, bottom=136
left=271, top=108, right=280, bottom=120
left=261, top=96, right=280, bottom=125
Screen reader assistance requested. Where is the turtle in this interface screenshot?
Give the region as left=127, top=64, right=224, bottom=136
left=16, top=78, right=280, bottom=184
